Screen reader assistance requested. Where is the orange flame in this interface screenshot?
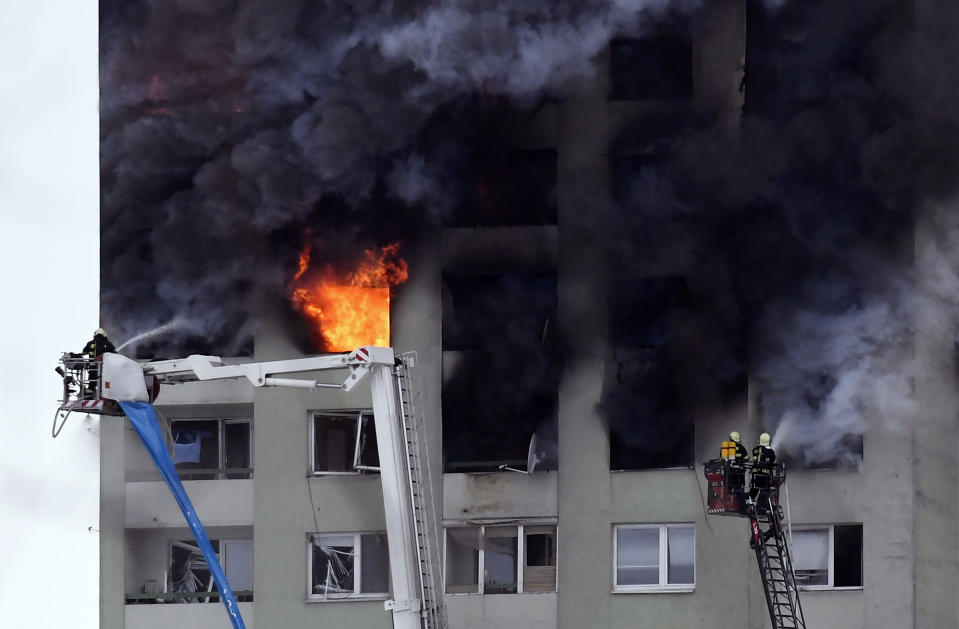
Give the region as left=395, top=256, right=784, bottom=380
left=290, top=242, right=409, bottom=352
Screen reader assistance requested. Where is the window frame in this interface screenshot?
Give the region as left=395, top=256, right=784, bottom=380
left=169, top=417, right=253, bottom=480
left=612, top=523, right=695, bottom=593
left=790, top=524, right=863, bottom=591
left=442, top=524, right=558, bottom=595
left=306, top=532, right=390, bottom=602
left=309, top=410, right=380, bottom=476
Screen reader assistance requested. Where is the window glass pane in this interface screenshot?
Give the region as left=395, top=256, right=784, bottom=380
left=834, top=525, right=863, bottom=587
left=357, top=414, right=380, bottom=468
left=792, top=529, right=828, bottom=586
left=446, top=528, right=480, bottom=593
left=617, top=527, right=660, bottom=586
left=223, top=540, right=253, bottom=591
left=360, top=534, right=390, bottom=594
left=171, top=420, right=219, bottom=479
left=314, top=414, right=358, bottom=472
left=484, top=527, right=518, bottom=594
left=311, top=535, right=355, bottom=595
left=224, top=421, right=251, bottom=478
left=667, top=526, right=694, bottom=585
left=524, top=527, right=557, bottom=592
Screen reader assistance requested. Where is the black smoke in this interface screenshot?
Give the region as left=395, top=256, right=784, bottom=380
left=101, top=1, right=959, bottom=467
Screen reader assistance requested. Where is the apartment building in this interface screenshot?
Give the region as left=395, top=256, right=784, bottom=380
left=100, top=1, right=959, bottom=628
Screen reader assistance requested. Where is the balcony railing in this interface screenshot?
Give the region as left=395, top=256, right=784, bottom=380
left=126, top=468, right=253, bottom=482
left=125, top=590, right=254, bottom=604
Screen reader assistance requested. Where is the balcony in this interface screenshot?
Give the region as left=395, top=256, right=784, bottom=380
left=126, top=477, right=254, bottom=528
left=125, top=600, right=254, bottom=629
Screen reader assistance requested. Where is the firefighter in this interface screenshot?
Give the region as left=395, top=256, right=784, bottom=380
left=83, top=328, right=116, bottom=357
left=80, top=328, right=116, bottom=398
left=727, top=430, right=748, bottom=491
left=750, top=432, right=776, bottom=500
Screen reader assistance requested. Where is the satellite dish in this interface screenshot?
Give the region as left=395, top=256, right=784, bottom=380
left=527, top=433, right=543, bottom=474
left=500, top=433, right=544, bottom=475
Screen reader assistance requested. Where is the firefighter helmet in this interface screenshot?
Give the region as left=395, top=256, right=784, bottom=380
left=729, top=430, right=741, bottom=443
left=94, top=328, right=107, bottom=337
left=759, top=432, right=771, bottom=447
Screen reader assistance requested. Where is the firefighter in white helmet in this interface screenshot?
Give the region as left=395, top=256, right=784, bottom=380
left=750, top=432, right=775, bottom=500
left=78, top=328, right=116, bottom=398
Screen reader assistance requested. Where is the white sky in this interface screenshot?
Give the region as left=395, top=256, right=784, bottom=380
left=0, top=2, right=100, bottom=626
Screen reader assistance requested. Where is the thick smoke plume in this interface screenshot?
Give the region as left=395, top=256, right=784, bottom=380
left=101, top=0, right=959, bottom=467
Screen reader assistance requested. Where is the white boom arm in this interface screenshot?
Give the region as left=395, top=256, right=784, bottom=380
left=98, top=346, right=424, bottom=629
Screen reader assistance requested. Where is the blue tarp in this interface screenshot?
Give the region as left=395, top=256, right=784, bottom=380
left=119, top=401, right=247, bottom=629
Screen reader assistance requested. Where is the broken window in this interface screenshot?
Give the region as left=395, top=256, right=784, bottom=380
left=308, top=532, right=390, bottom=599
left=171, top=539, right=217, bottom=599
left=442, top=272, right=560, bottom=472
left=171, top=418, right=252, bottom=480
left=445, top=525, right=557, bottom=594
left=608, top=14, right=693, bottom=101
left=792, top=524, right=862, bottom=589
left=445, top=149, right=558, bottom=227
left=614, top=524, right=694, bottom=591
left=602, top=278, right=696, bottom=471
left=311, top=411, right=379, bottom=474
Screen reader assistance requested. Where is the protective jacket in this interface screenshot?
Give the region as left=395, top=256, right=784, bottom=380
left=83, top=333, right=116, bottom=357
left=752, top=444, right=775, bottom=471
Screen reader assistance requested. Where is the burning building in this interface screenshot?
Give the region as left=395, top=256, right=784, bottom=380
left=99, top=1, right=959, bottom=628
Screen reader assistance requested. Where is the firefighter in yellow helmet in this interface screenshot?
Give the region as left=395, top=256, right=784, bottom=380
left=727, top=430, right=748, bottom=491
left=750, top=432, right=776, bottom=500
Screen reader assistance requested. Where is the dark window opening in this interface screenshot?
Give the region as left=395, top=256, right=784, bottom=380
left=442, top=272, right=560, bottom=472
left=603, top=278, right=693, bottom=470
left=444, top=149, right=557, bottom=227
left=834, top=524, right=863, bottom=588
left=609, top=14, right=693, bottom=101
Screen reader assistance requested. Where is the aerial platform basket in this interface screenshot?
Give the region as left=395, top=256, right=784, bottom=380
left=703, top=458, right=786, bottom=516
left=53, top=353, right=160, bottom=436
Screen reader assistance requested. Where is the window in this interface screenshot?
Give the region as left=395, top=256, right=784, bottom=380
left=608, top=14, right=693, bottom=101
left=791, top=524, right=862, bottom=589
left=444, top=149, right=557, bottom=227
left=613, top=524, right=694, bottom=591
left=308, top=532, right=390, bottom=600
left=442, top=272, right=560, bottom=472
left=311, top=411, right=379, bottom=474
left=171, top=418, right=252, bottom=480
left=170, top=538, right=253, bottom=602
left=602, top=278, right=696, bottom=471
left=444, top=525, right=557, bottom=594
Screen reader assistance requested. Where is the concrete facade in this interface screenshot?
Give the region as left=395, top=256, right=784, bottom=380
left=100, top=2, right=959, bottom=628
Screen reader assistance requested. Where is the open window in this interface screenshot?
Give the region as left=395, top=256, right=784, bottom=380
left=311, top=411, right=379, bottom=474
left=791, top=524, right=862, bottom=589
left=444, top=524, right=557, bottom=594
left=308, top=532, right=390, bottom=600
left=170, top=418, right=252, bottom=480
left=613, top=524, right=695, bottom=592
